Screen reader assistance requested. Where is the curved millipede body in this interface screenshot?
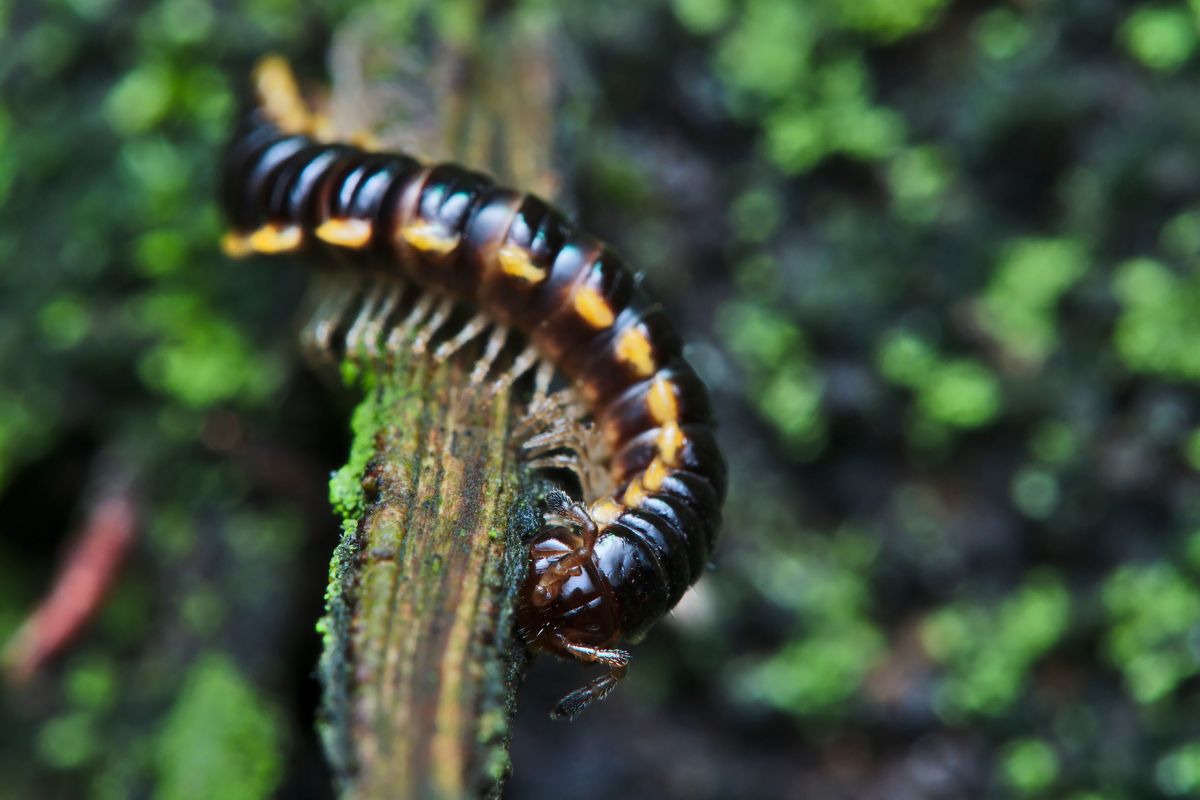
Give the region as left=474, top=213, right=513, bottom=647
left=221, top=58, right=726, bottom=719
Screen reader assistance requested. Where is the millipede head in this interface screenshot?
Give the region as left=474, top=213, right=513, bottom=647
left=517, top=523, right=621, bottom=652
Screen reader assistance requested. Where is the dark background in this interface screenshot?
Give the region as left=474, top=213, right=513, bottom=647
left=2, top=0, right=1200, bottom=797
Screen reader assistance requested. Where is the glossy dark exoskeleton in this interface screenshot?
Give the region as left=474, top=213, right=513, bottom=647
left=221, top=61, right=725, bottom=718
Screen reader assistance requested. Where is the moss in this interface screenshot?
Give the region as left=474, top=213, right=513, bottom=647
left=104, top=63, right=174, bottom=135
left=735, top=622, right=884, bottom=716
left=1121, top=6, right=1197, bottom=73
left=66, top=658, right=118, bottom=713
left=728, top=187, right=783, bottom=244
left=878, top=330, right=938, bottom=385
left=976, top=238, right=1088, bottom=366
left=1029, top=420, right=1079, bottom=465
left=315, top=516, right=361, bottom=783
left=1113, top=257, right=1200, bottom=381
left=1160, top=209, right=1200, bottom=262
left=38, top=711, right=100, bottom=770
left=887, top=145, right=952, bottom=223
left=734, top=527, right=883, bottom=718
left=132, top=289, right=285, bottom=409
left=8, top=0, right=1200, bottom=794
left=718, top=300, right=828, bottom=455
left=878, top=331, right=1002, bottom=436
left=38, top=295, right=90, bottom=350
left=1011, top=466, right=1060, bottom=520
left=670, top=0, right=731, bottom=34
left=1157, top=741, right=1200, bottom=796
left=974, top=8, right=1032, bottom=61
left=999, top=738, right=1060, bottom=795
left=694, top=0, right=918, bottom=172
left=222, top=508, right=305, bottom=561
left=826, top=0, right=949, bottom=41
left=0, top=391, right=54, bottom=493
left=1187, top=530, right=1200, bottom=571
left=180, top=589, right=225, bottom=637
left=329, top=380, right=384, bottom=520
left=918, top=359, right=1002, bottom=429
left=154, top=654, right=284, bottom=800
left=1102, top=561, right=1200, bottom=704
left=923, top=571, right=1070, bottom=718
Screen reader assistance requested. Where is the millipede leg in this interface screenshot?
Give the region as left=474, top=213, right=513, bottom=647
left=514, top=388, right=586, bottom=441
left=344, top=283, right=387, bottom=359
left=489, top=343, right=540, bottom=396
left=532, top=359, right=555, bottom=406
left=254, top=56, right=317, bottom=136
left=525, top=453, right=596, bottom=498
left=518, top=390, right=589, bottom=447
left=551, top=668, right=626, bottom=721
left=410, top=296, right=456, bottom=356
left=558, top=639, right=630, bottom=669
left=470, top=325, right=511, bottom=385
left=525, top=450, right=585, bottom=474
left=385, top=292, right=436, bottom=353
left=300, top=287, right=338, bottom=362
left=542, top=488, right=599, bottom=546
left=362, top=283, right=403, bottom=361
left=434, top=312, right=490, bottom=362
left=524, top=425, right=613, bottom=502
left=521, top=419, right=584, bottom=459
left=303, top=280, right=360, bottom=366
left=549, top=635, right=630, bottom=720
left=525, top=452, right=612, bottom=502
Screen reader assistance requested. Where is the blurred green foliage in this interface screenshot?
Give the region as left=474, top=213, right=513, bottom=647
left=923, top=571, right=1070, bottom=718
left=1103, top=560, right=1200, bottom=705
left=1157, top=740, right=1200, bottom=796
left=0, top=0, right=354, bottom=796
left=155, top=655, right=284, bottom=800
left=732, top=526, right=882, bottom=716
left=1114, top=257, right=1200, bottom=380
left=4, top=0, right=1200, bottom=798
left=1121, top=5, right=1198, bottom=72
left=999, top=737, right=1060, bottom=796
left=630, top=0, right=1200, bottom=795
left=977, top=238, right=1088, bottom=367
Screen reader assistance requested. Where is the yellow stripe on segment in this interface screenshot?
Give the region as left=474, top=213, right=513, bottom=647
left=573, top=286, right=615, bottom=328
left=247, top=223, right=303, bottom=254
left=311, top=113, right=335, bottom=142
left=498, top=245, right=547, bottom=283
left=622, top=455, right=673, bottom=507
left=220, top=232, right=253, bottom=259
left=253, top=56, right=312, bottom=134
left=647, top=375, right=678, bottom=424
left=590, top=497, right=624, bottom=525
left=616, top=327, right=655, bottom=377
left=622, top=479, right=648, bottom=508
left=316, top=218, right=372, bottom=249
left=400, top=222, right=459, bottom=255
left=642, top=457, right=670, bottom=491
left=350, top=130, right=380, bottom=151
left=656, top=421, right=685, bottom=466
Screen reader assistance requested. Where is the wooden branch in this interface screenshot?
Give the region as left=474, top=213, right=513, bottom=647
left=313, top=9, right=560, bottom=797
left=318, top=354, right=539, bottom=798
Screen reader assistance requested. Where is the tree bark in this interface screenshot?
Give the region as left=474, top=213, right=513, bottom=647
left=318, top=352, right=537, bottom=799
left=313, top=9, right=560, bottom=796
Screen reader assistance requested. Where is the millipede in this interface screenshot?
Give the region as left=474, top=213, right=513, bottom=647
left=220, top=57, right=726, bottom=719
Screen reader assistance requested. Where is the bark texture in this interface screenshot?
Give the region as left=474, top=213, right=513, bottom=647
left=319, top=353, right=538, bottom=798
left=315, top=11, right=559, bottom=796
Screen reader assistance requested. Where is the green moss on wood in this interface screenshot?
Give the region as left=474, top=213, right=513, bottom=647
left=316, top=351, right=532, bottom=798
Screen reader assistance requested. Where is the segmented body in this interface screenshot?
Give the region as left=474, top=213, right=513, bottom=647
left=220, top=59, right=726, bottom=717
